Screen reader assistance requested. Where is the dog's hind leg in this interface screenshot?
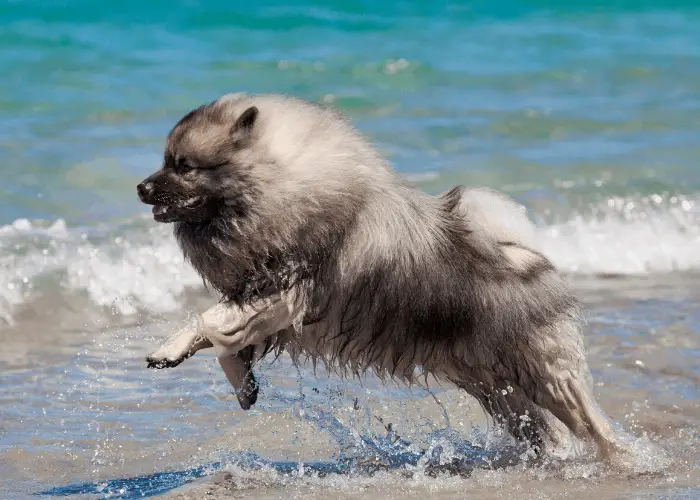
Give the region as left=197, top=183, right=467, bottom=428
left=456, top=379, right=569, bottom=455
left=517, top=319, right=618, bottom=458
left=528, top=363, right=618, bottom=458
left=481, top=392, right=561, bottom=454
left=453, top=326, right=617, bottom=457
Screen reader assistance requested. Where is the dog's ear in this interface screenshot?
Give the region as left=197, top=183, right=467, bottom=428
left=231, top=106, right=258, bottom=143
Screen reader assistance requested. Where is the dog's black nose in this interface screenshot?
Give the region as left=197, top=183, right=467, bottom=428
left=137, top=181, right=153, bottom=201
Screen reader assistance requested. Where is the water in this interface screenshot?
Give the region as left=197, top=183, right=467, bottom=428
left=2, top=1, right=700, bottom=498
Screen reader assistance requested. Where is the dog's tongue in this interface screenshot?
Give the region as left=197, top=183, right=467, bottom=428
left=152, top=205, right=168, bottom=216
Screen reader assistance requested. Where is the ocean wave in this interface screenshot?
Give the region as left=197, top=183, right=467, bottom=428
left=0, top=217, right=200, bottom=325
left=1, top=194, right=699, bottom=324
left=538, top=193, right=700, bottom=274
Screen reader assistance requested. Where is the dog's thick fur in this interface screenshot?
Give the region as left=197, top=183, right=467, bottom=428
left=137, top=93, right=617, bottom=457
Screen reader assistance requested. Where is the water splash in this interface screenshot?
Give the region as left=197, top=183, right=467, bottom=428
left=34, top=351, right=676, bottom=500
left=38, top=464, right=217, bottom=499
left=37, top=367, right=525, bottom=499
left=37, top=432, right=511, bottom=499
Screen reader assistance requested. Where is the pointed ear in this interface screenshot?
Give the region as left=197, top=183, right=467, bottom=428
left=231, top=106, right=258, bottom=142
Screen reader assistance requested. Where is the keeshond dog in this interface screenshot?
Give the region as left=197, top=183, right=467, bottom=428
left=137, top=93, right=617, bottom=458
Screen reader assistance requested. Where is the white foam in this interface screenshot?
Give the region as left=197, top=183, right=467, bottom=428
left=537, top=195, right=700, bottom=274
left=0, top=217, right=200, bottom=324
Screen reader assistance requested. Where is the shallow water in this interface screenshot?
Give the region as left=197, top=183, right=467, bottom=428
left=2, top=277, right=700, bottom=498
left=2, top=0, right=700, bottom=498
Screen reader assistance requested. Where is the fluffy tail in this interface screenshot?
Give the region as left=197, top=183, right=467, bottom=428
left=453, top=186, right=537, bottom=248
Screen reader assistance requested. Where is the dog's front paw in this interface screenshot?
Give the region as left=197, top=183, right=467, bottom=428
left=235, top=390, right=258, bottom=411
left=146, top=350, right=187, bottom=369
left=234, top=374, right=259, bottom=410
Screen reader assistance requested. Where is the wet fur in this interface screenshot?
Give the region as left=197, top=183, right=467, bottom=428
left=139, top=93, right=617, bottom=457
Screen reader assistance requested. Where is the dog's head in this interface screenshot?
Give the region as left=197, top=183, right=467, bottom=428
left=137, top=100, right=260, bottom=223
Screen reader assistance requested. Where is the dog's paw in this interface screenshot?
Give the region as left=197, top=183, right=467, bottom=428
left=234, top=380, right=259, bottom=411
left=146, top=352, right=186, bottom=369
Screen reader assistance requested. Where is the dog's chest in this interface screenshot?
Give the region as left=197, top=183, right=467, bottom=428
left=188, top=245, right=305, bottom=304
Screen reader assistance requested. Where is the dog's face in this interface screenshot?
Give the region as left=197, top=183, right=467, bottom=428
left=137, top=103, right=259, bottom=223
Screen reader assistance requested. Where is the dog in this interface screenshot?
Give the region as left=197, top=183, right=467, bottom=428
left=137, top=92, right=618, bottom=458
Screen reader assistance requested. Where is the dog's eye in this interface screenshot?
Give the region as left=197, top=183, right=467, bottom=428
left=178, top=160, right=196, bottom=173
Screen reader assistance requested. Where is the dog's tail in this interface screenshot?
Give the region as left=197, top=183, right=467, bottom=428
left=451, top=186, right=537, bottom=249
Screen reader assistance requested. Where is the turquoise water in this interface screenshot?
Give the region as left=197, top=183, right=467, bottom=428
left=2, top=2, right=700, bottom=499
left=3, top=2, right=700, bottom=222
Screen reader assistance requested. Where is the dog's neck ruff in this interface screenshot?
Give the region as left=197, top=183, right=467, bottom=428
left=173, top=215, right=329, bottom=307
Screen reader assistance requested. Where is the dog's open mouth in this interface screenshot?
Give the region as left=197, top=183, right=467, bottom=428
left=152, top=197, right=203, bottom=222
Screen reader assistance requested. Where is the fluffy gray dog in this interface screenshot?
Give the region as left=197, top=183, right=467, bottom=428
left=137, top=93, right=617, bottom=458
